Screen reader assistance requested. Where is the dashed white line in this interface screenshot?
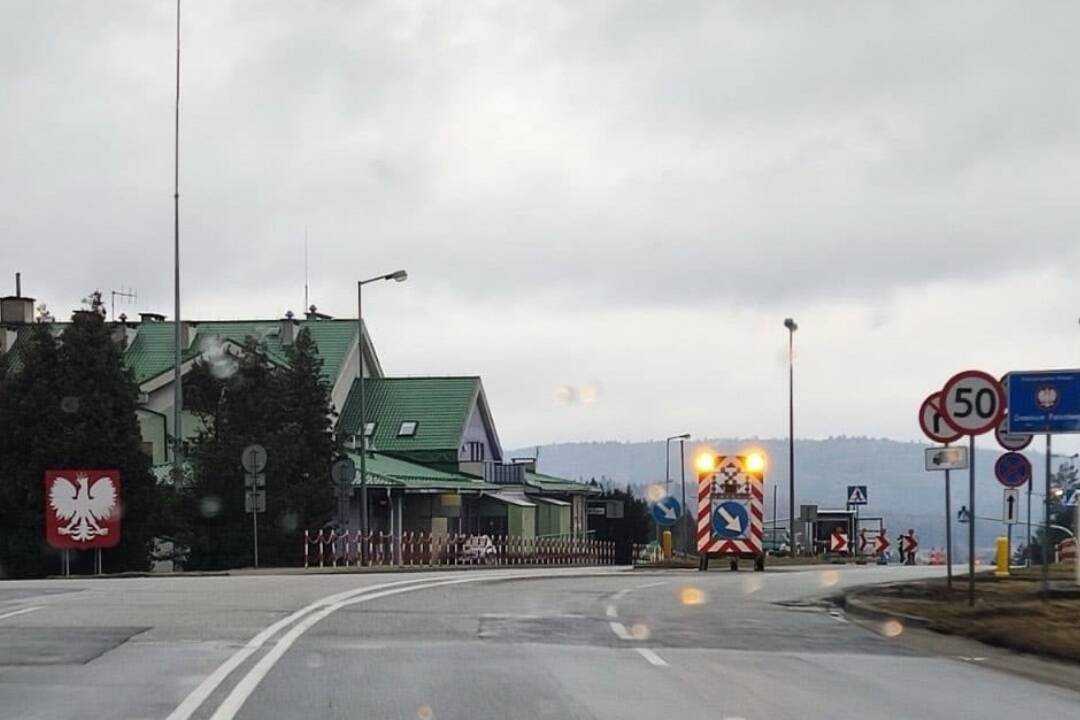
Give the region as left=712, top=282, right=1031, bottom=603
left=0, top=606, right=42, bottom=621
left=609, top=621, right=633, bottom=640
left=635, top=648, right=668, bottom=667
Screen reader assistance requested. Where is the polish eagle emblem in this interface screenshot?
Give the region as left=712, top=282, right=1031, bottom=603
left=48, top=473, right=118, bottom=543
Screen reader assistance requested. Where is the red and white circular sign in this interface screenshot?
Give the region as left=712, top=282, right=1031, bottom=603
left=919, top=392, right=962, bottom=443
left=994, top=417, right=1032, bottom=451
left=941, top=370, right=1006, bottom=436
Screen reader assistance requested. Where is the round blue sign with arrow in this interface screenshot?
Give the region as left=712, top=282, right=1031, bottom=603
left=651, top=496, right=682, bottom=526
left=994, top=452, right=1031, bottom=488
left=712, top=500, right=749, bottom=539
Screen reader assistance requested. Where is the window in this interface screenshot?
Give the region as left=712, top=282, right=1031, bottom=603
left=397, top=420, right=418, bottom=437
left=363, top=421, right=376, bottom=437
left=464, top=441, right=485, bottom=462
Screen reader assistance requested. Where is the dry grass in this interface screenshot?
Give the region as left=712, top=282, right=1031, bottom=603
left=859, top=564, right=1080, bottom=662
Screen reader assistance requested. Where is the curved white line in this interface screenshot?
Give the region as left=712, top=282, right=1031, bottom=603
left=165, top=575, right=453, bottom=720
left=208, top=570, right=620, bottom=720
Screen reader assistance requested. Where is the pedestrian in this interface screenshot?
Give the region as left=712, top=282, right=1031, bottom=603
left=897, top=533, right=905, bottom=564
left=907, top=529, right=918, bottom=565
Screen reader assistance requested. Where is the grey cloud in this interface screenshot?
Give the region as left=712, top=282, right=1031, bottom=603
left=4, top=1, right=1080, bottom=318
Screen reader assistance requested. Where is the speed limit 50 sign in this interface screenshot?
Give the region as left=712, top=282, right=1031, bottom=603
left=941, top=370, right=1006, bottom=436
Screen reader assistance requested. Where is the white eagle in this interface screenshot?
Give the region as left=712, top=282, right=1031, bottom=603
left=49, top=473, right=117, bottom=543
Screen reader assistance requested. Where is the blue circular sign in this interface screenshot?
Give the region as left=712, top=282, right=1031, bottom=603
left=995, top=452, right=1031, bottom=488
left=711, top=501, right=749, bottom=539
left=651, top=496, right=682, bottom=526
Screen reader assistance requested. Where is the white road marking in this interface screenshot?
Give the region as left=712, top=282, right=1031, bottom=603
left=609, top=621, right=633, bottom=640
left=165, top=575, right=456, bottom=720
left=605, top=604, right=617, bottom=617
left=635, top=648, right=668, bottom=666
left=634, top=580, right=668, bottom=590
left=192, top=569, right=623, bottom=720
left=0, top=606, right=42, bottom=621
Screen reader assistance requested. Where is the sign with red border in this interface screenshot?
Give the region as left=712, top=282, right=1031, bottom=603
left=940, top=370, right=1005, bottom=436
left=919, top=392, right=962, bottom=443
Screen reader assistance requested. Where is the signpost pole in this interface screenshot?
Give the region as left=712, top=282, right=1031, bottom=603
left=944, top=460, right=953, bottom=593
left=252, top=503, right=259, bottom=568
left=968, top=434, right=975, bottom=607
left=1042, top=433, right=1051, bottom=596
left=1026, top=474, right=1033, bottom=567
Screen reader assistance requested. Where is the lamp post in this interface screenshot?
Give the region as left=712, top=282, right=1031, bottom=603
left=664, top=433, right=690, bottom=549
left=784, top=318, right=798, bottom=553
left=357, top=269, right=407, bottom=564
left=680, top=437, right=689, bottom=554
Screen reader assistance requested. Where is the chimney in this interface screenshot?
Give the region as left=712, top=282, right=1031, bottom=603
left=280, top=313, right=298, bottom=345
left=179, top=321, right=193, bottom=349
left=1, top=273, right=34, bottom=324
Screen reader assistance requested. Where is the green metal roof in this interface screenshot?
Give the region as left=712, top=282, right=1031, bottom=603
left=525, top=471, right=600, bottom=495
left=128, top=319, right=357, bottom=386
left=124, top=322, right=200, bottom=384
left=5, top=317, right=359, bottom=388
left=344, top=450, right=495, bottom=492
left=338, top=377, right=481, bottom=452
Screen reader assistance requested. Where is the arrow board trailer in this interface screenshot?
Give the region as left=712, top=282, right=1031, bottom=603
left=697, top=454, right=765, bottom=572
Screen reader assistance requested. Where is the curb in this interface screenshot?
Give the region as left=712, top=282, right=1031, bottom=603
left=840, top=591, right=932, bottom=628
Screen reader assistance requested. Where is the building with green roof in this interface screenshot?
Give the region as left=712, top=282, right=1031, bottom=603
left=3, top=283, right=600, bottom=545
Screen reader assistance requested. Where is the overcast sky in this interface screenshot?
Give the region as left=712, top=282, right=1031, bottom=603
left=3, top=1, right=1079, bottom=451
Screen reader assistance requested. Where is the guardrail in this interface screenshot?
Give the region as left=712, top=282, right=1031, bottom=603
left=302, top=530, right=616, bottom=569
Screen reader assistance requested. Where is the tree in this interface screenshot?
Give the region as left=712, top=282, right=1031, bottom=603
left=0, top=297, right=161, bottom=577
left=177, top=329, right=339, bottom=569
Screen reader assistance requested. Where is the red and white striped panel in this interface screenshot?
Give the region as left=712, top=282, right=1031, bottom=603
left=697, top=456, right=764, bottom=556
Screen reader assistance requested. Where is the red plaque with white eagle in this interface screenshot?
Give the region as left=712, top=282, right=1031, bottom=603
left=44, top=469, right=121, bottom=549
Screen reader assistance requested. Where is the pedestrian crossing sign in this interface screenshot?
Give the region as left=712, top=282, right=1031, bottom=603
left=846, top=485, right=868, bottom=506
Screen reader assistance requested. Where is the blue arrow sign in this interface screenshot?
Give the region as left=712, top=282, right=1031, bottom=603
left=651, top=495, right=682, bottom=526
left=711, top=500, right=749, bottom=539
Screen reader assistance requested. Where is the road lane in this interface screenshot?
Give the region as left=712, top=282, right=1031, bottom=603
left=231, top=566, right=1080, bottom=720
left=0, top=565, right=1076, bottom=720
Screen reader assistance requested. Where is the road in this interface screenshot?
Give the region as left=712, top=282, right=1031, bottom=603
left=0, top=564, right=1077, bottom=719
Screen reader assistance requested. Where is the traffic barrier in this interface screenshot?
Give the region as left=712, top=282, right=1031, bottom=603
left=302, top=530, right=616, bottom=569
left=1059, top=538, right=1077, bottom=562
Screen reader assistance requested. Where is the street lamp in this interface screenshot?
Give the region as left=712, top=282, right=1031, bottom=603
left=783, top=317, right=798, bottom=553
left=357, top=269, right=408, bottom=563
left=665, top=433, right=691, bottom=550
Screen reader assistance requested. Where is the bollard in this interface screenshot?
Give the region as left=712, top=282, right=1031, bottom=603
left=994, top=535, right=1010, bottom=577
left=661, top=530, right=673, bottom=560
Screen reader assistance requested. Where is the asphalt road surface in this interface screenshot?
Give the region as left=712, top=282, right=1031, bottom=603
left=1, top=564, right=1077, bottom=719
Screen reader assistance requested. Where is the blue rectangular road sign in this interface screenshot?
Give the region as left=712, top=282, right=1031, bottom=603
left=1006, top=370, right=1080, bottom=434
left=846, top=485, right=868, bottom=506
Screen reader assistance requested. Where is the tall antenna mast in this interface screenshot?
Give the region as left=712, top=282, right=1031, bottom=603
left=172, top=0, right=183, bottom=478
left=304, top=228, right=309, bottom=311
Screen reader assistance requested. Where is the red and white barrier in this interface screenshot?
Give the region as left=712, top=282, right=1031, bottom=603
left=303, top=530, right=616, bottom=569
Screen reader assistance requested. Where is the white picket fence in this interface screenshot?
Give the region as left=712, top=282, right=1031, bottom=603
left=303, top=530, right=616, bottom=569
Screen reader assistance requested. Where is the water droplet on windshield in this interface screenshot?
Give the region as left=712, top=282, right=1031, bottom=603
left=199, top=495, right=222, bottom=518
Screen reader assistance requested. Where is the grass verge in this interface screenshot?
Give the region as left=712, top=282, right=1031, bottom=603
left=852, top=563, right=1080, bottom=662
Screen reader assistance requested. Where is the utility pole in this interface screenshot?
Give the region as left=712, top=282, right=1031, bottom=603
left=171, top=0, right=183, bottom=479
left=784, top=318, right=798, bottom=553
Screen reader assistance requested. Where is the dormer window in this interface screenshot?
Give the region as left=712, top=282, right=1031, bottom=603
left=397, top=421, right=418, bottom=437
